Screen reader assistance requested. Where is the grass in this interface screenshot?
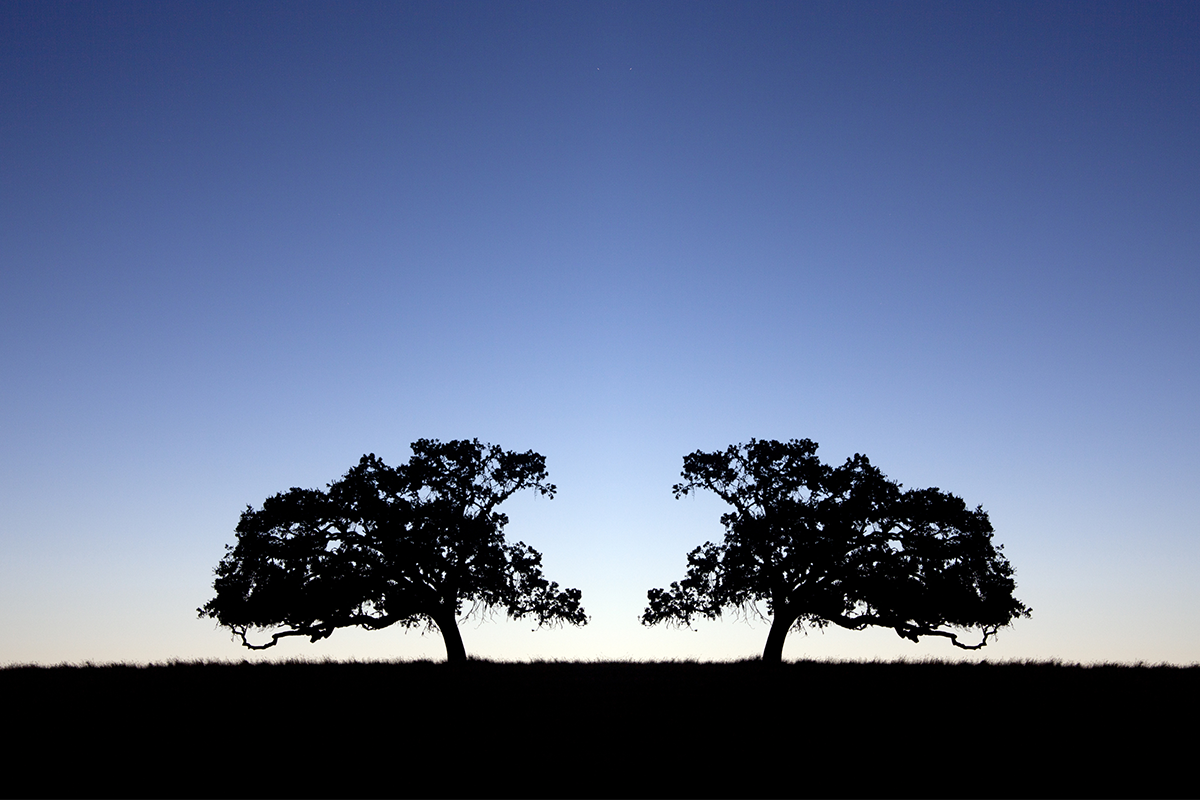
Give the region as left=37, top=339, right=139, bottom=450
left=3, top=658, right=1195, bottom=798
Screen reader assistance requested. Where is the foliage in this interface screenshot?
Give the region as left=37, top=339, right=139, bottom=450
left=200, top=439, right=586, bottom=660
left=643, top=439, right=1030, bottom=661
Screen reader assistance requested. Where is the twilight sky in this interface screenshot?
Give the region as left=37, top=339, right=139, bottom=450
left=2, top=1, right=1197, bottom=664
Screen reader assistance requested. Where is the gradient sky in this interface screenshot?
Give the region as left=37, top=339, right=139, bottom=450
left=2, top=1, right=1197, bottom=664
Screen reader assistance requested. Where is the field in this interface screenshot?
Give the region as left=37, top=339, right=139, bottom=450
left=4, top=658, right=1194, bottom=798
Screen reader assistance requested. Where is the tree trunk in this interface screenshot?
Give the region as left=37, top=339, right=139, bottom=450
left=762, top=609, right=797, bottom=664
left=432, top=607, right=467, bottom=663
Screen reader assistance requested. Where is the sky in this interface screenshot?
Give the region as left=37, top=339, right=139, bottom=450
left=2, top=1, right=1197, bottom=665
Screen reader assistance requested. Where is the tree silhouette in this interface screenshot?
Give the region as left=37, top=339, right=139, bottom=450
left=643, top=439, right=1030, bottom=663
left=200, top=439, right=586, bottom=661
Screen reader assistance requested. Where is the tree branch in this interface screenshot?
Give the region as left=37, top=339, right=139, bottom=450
left=904, top=625, right=1000, bottom=650
left=232, top=626, right=330, bottom=650
left=821, top=612, right=1000, bottom=649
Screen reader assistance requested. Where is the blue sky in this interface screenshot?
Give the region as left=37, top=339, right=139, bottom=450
left=2, top=1, right=1197, bottom=663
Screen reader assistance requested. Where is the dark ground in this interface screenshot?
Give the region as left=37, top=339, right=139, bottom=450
left=3, top=658, right=1195, bottom=798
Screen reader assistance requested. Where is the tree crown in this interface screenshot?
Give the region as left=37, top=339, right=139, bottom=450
left=200, top=439, right=585, bottom=652
left=646, top=439, right=1030, bottom=652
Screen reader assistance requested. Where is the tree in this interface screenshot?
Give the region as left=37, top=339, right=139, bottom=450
left=200, top=439, right=586, bottom=662
left=643, top=439, right=1030, bottom=663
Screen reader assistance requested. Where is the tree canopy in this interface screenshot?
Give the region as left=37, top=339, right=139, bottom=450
left=199, top=439, right=586, bottom=661
left=643, top=439, right=1030, bottom=663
